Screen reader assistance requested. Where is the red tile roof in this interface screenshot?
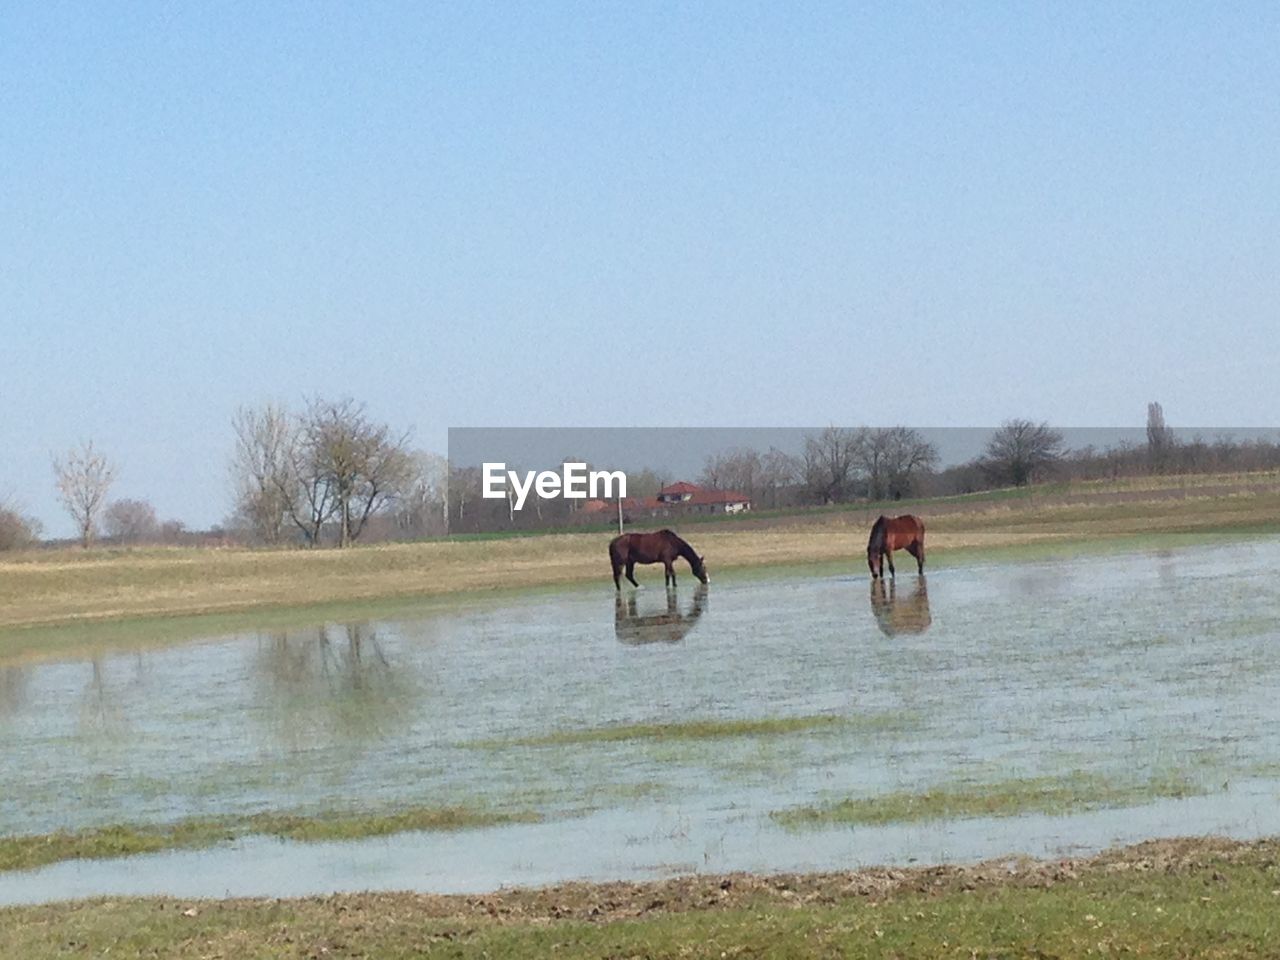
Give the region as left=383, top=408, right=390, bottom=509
left=658, top=481, right=702, bottom=496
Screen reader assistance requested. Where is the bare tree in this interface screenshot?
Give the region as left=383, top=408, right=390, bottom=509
left=1146, top=401, right=1176, bottom=473
left=757, top=447, right=801, bottom=509
left=395, top=451, right=450, bottom=538
left=447, top=465, right=482, bottom=534
left=230, top=403, right=294, bottom=544
left=160, top=519, right=188, bottom=544
left=698, top=453, right=727, bottom=491
left=53, top=441, right=116, bottom=548
left=802, top=427, right=867, bottom=504
left=283, top=419, right=339, bottom=547
left=860, top=427, right=939, bottom=500
left=699, top=447, right=761, bottom=498
left=300, top=397, right=414, bottom=547
left=103, top=498, right=160, bottom=543
left=0, top=503, right=41, bottom=551
left=980, top=420, right=1064, bottom=487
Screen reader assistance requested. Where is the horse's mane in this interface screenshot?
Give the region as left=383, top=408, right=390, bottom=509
left=867, top=515, right=888, bottom=553
left=660, top=529, right=700, bottom=565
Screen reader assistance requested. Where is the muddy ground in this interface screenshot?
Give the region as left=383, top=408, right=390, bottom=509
left=170, top=836, right=1270, bottom=926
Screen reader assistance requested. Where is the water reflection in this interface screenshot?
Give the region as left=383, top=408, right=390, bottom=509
left=869, top=576, right=931, bottom=636
left=615, top=585, right=708, bottom=645
left=251, top=622, right=416, bottom=748
left=78, top=656, right=129, bottom=738
left=0, top=664, right=28, bottom=720
left=6, top=540, right=1280, bottom=901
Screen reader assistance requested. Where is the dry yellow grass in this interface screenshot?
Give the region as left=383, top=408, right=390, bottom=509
left=2, top=473, right=1279, bottom=638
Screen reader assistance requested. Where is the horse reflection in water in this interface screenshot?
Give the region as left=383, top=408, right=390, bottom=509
left=615, top=584, right=708, bottom=645
left=869, top=576, right=932, bottom=636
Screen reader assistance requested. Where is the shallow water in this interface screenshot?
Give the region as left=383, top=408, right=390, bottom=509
left=2, top=539, right=1280, bottom=904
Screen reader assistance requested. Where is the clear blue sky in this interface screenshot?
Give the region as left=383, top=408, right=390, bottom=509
left=3, top=3, right=1278, bottom=535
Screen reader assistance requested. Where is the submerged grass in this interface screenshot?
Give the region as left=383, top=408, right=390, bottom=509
left=773, top=770, right=1205, bottom=829
left=469, top=712, right=895, bottom=749
left=4, top=837, right=1280, bottom=958
left=0, top=805, right=542, bottom=874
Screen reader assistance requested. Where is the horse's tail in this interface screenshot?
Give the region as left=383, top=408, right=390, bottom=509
left=867, top=515, right=887, bottom=553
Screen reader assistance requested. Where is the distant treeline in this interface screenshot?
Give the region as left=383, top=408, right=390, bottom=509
left=435, top=409, right=1280, bottom=536
left=6, top=402, right=1279, bottom=550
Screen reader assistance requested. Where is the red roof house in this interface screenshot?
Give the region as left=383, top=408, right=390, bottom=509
left=655, top=482, right=751, bottom=514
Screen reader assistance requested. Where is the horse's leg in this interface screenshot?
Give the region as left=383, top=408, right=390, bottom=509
left=664, top=561, right=675, bottom=588
left=613, top=560, right=622, bottom=590
left=886, top=548, right=895, bottom=578
left=626, top=561, right=640, bottom=588
left=905, top=541, right=923, bottom=575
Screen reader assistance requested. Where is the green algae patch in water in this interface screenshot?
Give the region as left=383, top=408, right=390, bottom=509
left=468, top=712, right=907, bottom=749
left=0, top=805, right=543, bottom=874
left=771, top=771, right=1206, bottom=829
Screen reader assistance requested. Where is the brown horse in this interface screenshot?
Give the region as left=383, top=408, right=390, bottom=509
left=609, top=529, right=708, bottom=589
left=867, top=514, right=925, bottom=578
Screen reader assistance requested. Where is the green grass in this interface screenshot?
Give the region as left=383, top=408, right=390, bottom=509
left=4, top=838, right=1280, bottom=958
left=468, top=712, right=897, bottom=749
left=773, top=770, right=1206, bottom=829
left=0, top=805, right=542, bottom=874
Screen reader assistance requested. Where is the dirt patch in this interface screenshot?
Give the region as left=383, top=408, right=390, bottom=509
left=195, top=836, right=1275, bottom=926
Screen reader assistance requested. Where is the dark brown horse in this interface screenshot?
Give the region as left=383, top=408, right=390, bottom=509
left=867, top=514, right=925, bottom=578
left=609, top=529, right=708, bottom=589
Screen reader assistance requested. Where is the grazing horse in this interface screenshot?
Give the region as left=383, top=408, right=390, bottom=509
left=615, top=583, right=707, bottom=644
left=867, top=514, right=925, bottom=579
left=609, top=529, right=708, bottom=589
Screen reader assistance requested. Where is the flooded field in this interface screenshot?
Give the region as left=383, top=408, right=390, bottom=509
left=2, top=538, right=1280, bottom=904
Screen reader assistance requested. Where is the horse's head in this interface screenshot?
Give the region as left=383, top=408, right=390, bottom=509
left=692, top=554, right=709, bottom=584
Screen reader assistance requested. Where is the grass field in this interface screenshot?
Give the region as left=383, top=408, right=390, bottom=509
left=4, top=837, right=1279, bottom=958
left=3, top=471, right=1279, bottom=661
